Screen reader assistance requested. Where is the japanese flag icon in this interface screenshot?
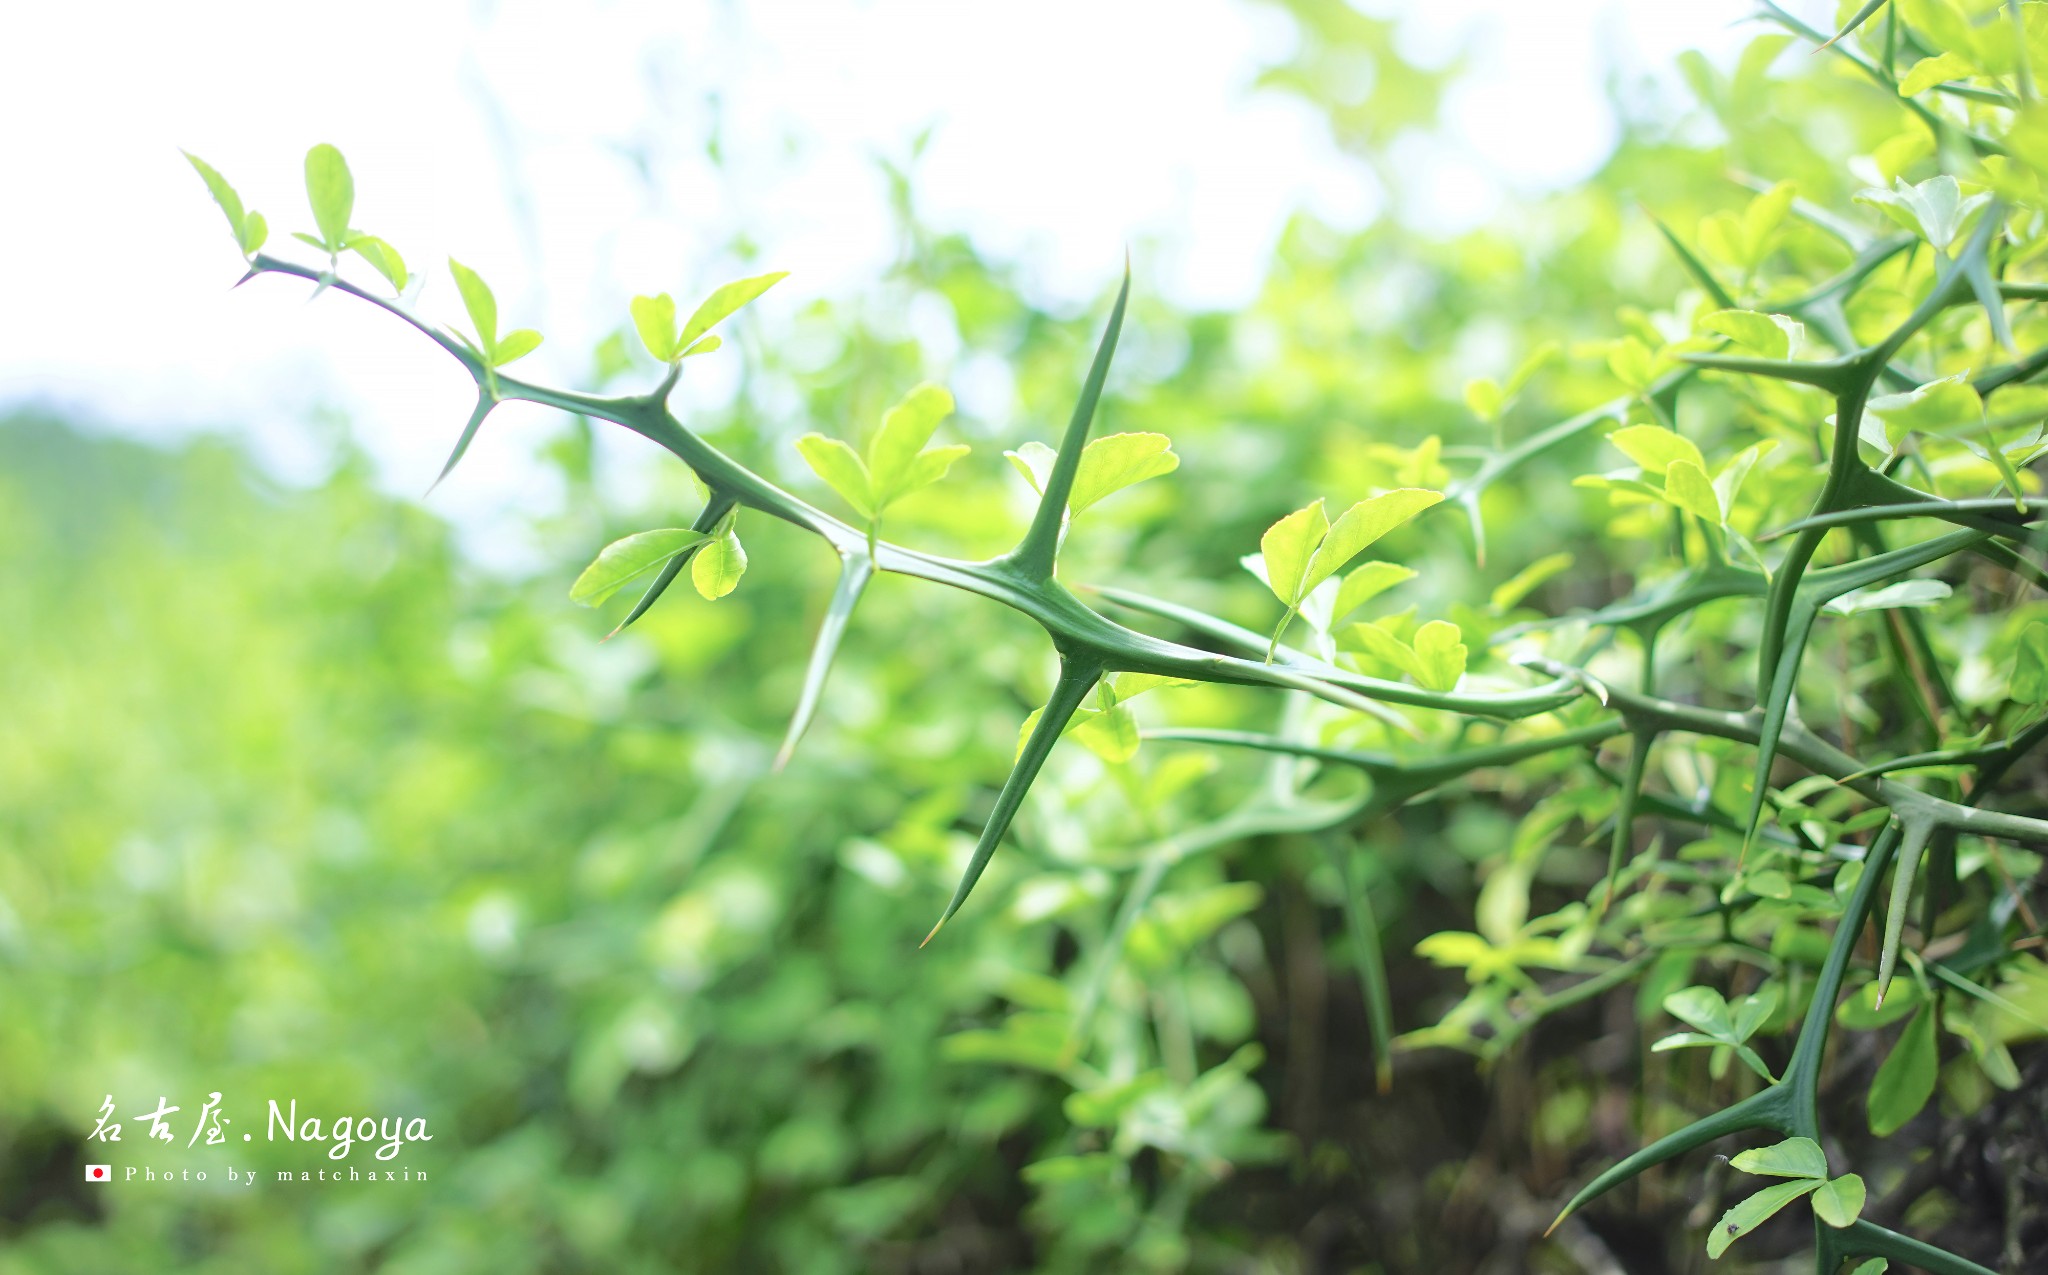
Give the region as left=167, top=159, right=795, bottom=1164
left=85, top=1165, right=111, bottom=1182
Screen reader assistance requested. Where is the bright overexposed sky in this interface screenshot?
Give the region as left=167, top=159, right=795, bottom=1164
left=2, top=0, right=1789, bottom=561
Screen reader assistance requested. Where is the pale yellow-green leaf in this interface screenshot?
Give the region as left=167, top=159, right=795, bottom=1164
left=1410, top=620, right=1467, bottom=692
left=680, top=334, right=722, bottom=359
left=1067, top=432, right=1179, bottom=512
left=868, top=382, right=955, bottom=502
left=1490, top=552, right=1572, bottom=612
left=1333, top=561, right=1417, bottom=624
left=1706, top=1179, right=1823, bottom=1258
left=304, top=142, right=354, bottom=251
left=1072, top=704, right=1139, bottom=764
left=630, top=293, right=680, bottom=362
left=1004, top=441, right=1058, bottom=493
left=569, top=529, right=710, bottom=606
left=344, top=234, right=408, bottom=294
left=1865, top=373, right=1984, bottom=445
left=677, top=271, right=788, bottom=349
left=1729, top=1136, right=1826, bottom=1180
left=795, top=435, right=875, bottom=519
left=1340, top=621, right=1423, bottom=683
left=1464, top=377, right=1504, bottom=422
left=1811, top=1174, right=1866, bottom=1229
left=691, top=528, right=748, bottom=600
left=1899, top=49, right=1975, bottom=96
left=448, top=258, right=499, bottom=352
left=1303, top=488, right=1441, bottom=595
left=1505, top=341, right=1560, bottom=396
left=1663, top=459, right=1722, bottom=523
left=1607, top=424, right=1706, bottom=476
left=1702, top=309, right=1799, bottom=360
left=1607, top=337, right=1657, bottom=392
left=492, top=328, right=542, bottom=368
left=1107, top=672, right=1192, bottom=702
left=2012, top=622, right=2048, bottom=703
left=1260, top=499, right=1329, bottom=607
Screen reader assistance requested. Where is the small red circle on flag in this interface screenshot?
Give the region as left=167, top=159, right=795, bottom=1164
left=92, top=1168, right=104, bottom=1178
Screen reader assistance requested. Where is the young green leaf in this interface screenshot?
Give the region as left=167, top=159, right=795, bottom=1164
left=1260, top=500, right=1330, bottom=610
left=1702, top=309, right=1802, bottom=361
left=1335, top=561, right=1418, bottom=623
left=1867, top=1005, right=1938, bottom=1136
left=1855, top=175, right=1991, bottom=253
left=1864, top=373, right=1984, bottom=446
left=343, top=233, right=408, bottom=294
left=570, top=529, right=711, bottom=606
left=1663, top=985, right=1735, bottom=1038
left=1706, top=1179, right=1823, bottom=1258
left=448, top=258, right=500, bottom=354
left=1489, top=552, right=1572, bottom=612
left=677, top=271, right=788, bottom=350
left=1007, top=432, right=1180, bottom=514
left=795, top=435, right=875, bottom=519
left=1464, top=377, right=1505, bottom=423
left=692, top=523, right=748, bottom=600
left=492, top=329, right=543, bottom=368
left=1811, top=1174, right=1866, bottom=1228
left=1307, top=490, right=1442, bottom=597
left=1607, top=424, right=1706, bottom=476
left=868, top=382, right=956, bottom=507
left=2011, top=621, right=2048, bottom=703
left=184, top=151, right=267, bottom=257
left=1663, top=459, right=1722, bottom=523
left=1410, top=621, right=1467, bottom=692
left=630, top=293, right=680, bottom=362
left=1072, top=704, right=1140, bottom=764
left=1729, top=1135, right=1826, bottom=1180
left=304, top=143, right=354, bottom=252
left=1899, top=50, right=1974, bottom=97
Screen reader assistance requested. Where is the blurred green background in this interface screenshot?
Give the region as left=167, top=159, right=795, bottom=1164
left=3, top=3, right=2036, bottom=1272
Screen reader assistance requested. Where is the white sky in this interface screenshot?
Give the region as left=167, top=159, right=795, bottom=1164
left=1, top=0, right=1771, bottom=560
